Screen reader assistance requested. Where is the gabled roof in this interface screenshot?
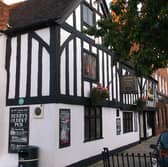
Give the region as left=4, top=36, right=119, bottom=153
left=5, top=0, right=109, bottom=33
left=8, top=0, right=82, bottom=31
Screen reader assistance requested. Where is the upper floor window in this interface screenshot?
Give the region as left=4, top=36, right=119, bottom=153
left=83, top=4, right=95, bottom=27
left=83, top=51, right=98, bottom=81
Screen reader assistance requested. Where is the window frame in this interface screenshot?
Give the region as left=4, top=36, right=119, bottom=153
left=82, top=2, right=96, bottom=27
left=123, top=112, right=133, bottom=133
left=83, top=49, right=99, bottom=82
left=84, top=106, right=103, bottom=142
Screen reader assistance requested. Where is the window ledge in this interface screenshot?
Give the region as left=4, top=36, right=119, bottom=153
left=84, top=137, right=104, bottom=143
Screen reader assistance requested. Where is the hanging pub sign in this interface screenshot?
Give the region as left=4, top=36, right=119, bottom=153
left=59, top=109, right=71, bottom=148
left=147, top=81, right=154, bottom=100
left=8, top=107, right=29, bottom=153
left=120, top=75, right=138, bottom=93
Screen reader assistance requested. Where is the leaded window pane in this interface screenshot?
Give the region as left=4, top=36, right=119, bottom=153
left=84, top=107, right=102, bottom=141
left=123, top=112, right=133, bottom=133
left=83, top=4, right=94, bottom=26
left=83, top=52, right=97, bottom=80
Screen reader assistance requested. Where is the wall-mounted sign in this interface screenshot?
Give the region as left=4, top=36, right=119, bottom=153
left=146, top=100, right=156, bottom=107
left=18, top=98, right=25, bottom=105
left=120, top=75, right=138, bottom=93
left=8, top=107, right=29, bottom=153
left=116, top=118, right=121, bottom=135
left=59, top=109, right=70, bottom=148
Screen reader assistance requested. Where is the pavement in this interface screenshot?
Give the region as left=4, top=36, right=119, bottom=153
left=87, top=135, right=160, bottom=167
left=122, top=135, right=159, bottom=154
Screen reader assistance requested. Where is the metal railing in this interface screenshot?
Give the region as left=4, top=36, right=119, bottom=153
left=102, top=147, right=160, bottom=167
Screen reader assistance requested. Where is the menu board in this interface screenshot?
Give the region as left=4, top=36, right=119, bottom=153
left=8, top=107, right=29, bottom=153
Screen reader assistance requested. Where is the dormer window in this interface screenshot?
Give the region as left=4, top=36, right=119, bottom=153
left=83, top=3, right=95, bottom=27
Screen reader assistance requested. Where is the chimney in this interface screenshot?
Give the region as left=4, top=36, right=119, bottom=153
left=0, top=1, right=9, bottom=31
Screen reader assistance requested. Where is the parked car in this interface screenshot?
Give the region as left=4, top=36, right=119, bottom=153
left=150, top=131, right=168, bottom=167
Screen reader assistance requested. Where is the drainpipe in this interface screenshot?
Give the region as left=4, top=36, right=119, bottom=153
left=138, top=77, right=143, bottom=143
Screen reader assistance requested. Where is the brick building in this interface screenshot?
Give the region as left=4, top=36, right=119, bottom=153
left=152, top=69, right=168, bottom=135
left=0, top=1, right=9, bottom=30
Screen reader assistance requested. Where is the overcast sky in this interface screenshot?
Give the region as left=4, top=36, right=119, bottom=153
left=3, top=0, right=26, bottom=5
left=105, top=0, right=111, bottom=7
left=4, top=0, right=112, bottom=6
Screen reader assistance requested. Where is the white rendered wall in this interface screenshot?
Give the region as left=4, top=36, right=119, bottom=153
left=0, top=34, right=7, bottom=154
left=4, top=104, right=139, bottom=167
left=8, top=29, right=51, bottom=99
left=0, top=34, right=18, bottom=167
left=34, top=105, right=139, bottom=167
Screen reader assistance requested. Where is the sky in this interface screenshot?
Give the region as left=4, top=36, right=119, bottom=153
left=3, top=0, right=26, bottom=5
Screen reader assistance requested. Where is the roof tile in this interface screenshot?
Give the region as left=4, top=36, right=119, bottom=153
left=9, top=0, right=81, bottom=29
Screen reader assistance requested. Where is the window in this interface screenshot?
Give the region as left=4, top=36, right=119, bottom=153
left=83, top=51, right=97, bottom=80
left=84, top=106, right=102, bottom=141
left=83, top=4, right=95, bottom=27
left=123, top=112, right=133, bottom=133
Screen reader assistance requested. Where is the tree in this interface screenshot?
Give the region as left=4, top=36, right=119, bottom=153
left=86, top=0, right=168, bottom=76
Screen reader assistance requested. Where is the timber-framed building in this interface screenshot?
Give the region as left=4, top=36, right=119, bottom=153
left=0, top=0, right=158, bottom=166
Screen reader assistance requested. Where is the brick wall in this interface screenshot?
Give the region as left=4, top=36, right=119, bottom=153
left=153, top=68, right=168, bottom=96
left=0, top=1, right=9, bottom=30
left=153, top=68, right=168, bottom=136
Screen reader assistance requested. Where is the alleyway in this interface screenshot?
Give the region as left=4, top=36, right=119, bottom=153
left=88, top=135, right=159, bottom=167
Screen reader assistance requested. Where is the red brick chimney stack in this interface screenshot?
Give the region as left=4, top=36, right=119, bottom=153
left=0, top=1, right=9, bottom=31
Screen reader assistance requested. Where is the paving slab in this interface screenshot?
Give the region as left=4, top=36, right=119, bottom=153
left=122, top=136, right=159, bottom=154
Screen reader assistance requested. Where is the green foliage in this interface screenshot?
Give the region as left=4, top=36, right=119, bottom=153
left=86, top=0, right=168, bottom=76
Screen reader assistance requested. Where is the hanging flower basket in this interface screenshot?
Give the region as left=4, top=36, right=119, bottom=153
left=90, top=83, right=109, bottom=105
left=136, top=96, right=147, bottom=110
